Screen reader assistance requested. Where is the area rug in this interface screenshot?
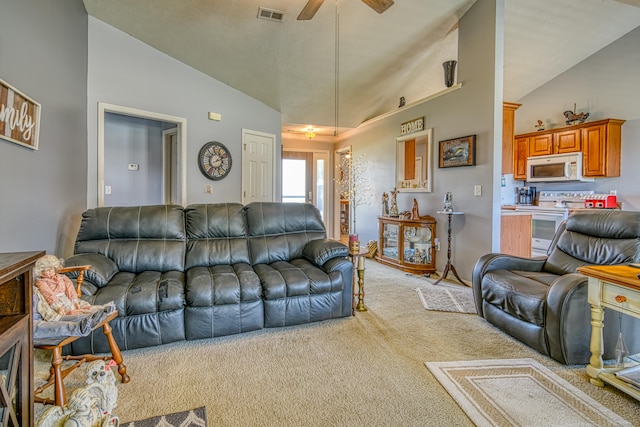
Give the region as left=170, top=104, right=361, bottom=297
left=415, top=285, right=476, bottom=314
left=425, top=358, right=632, bottom=427
left=120, top=406, right=207, bottom=427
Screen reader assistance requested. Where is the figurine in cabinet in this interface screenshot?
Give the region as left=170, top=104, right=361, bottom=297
left=381, top=192, right=389, bottom=216
left=390, top=188, right=399, bottom=217
left=411, top=198, right=420, bottom=220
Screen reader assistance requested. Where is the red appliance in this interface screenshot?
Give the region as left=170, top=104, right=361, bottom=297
left=584, top=194, right=617, bottom=209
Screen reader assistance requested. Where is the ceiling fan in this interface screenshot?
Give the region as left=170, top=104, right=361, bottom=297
left=297, top=0, right=394, bottom=20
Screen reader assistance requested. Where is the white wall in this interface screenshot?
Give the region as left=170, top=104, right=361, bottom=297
left=87, top=17, right=282, bottom=208
left=336, top=0, right=502, bottom=281
left=513, top=26, right=640, bottom=210
left=0, top=0, right=88, bottom=256
left=103, top=113, right=164, bottom=206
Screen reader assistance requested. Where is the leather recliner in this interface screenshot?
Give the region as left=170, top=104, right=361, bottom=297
left=472, top=210, right=640, bottom=365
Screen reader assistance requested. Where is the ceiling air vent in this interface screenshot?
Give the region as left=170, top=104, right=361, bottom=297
left=258, top=7, right=284, bottom=22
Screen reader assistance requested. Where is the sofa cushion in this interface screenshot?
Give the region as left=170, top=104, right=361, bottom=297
left=74, top=205, right=186, bottom=273
left=481, top=270, right=560, bottom=326
left=184, top=263, right=263, bottom=339
left=245, top=202, right=326, bottom=265
left=254, top=259, right=344, bottom=327
left=185, top=203, right=250, bottom=269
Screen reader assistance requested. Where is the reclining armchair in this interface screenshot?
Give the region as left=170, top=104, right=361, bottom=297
left=472, top=210, right=640, bottom=365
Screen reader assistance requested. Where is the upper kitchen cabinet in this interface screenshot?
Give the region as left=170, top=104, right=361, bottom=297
left=582, top=119, right=625, bottom=177
left=514, top=118, right=625, bottom=180
left=502, top=102, right=521, bottom=175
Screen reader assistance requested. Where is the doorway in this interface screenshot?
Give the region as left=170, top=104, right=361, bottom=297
left=282, top=150, right=329, bottom=222
left=97, top=103, right=187, bottom=207
left=334, top=146, right=352, bottom=242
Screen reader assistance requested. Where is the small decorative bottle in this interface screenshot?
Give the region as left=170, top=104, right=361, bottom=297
left=615, top=332, right=628, bottom=368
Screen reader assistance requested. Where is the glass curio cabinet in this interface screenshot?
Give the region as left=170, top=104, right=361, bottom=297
left=376, top=216, right=436, bottom=275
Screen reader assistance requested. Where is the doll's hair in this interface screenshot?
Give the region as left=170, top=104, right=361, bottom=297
left=34, top=255, right=64, bottom=278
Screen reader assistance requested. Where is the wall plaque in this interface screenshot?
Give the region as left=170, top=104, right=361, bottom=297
left=400, top=117, right=424, bottom=136
left=0, top=78, right=41, bottom=150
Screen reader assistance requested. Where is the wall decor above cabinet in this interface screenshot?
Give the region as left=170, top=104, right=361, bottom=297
left=513, top=118, right=625, bottom=180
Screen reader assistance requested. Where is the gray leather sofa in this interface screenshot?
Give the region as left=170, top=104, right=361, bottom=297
left=472, top=210, right=640, bottom=365
left=63, top=202, right=352, bottom=354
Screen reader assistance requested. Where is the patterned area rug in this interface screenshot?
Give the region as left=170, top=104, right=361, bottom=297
left=415, top=285, right=476, bottom=314
left=120, top=406, right=207, bottom=427
left=425, top=358, right=632, bottom=427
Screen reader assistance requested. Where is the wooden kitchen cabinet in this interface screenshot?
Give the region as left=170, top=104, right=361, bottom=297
left=582, top=120, right=624, bottom=177
left=514, top=118, right=625, bottom=179
left=500, top=214, right=531, bottom=258
left=502, top=102, right=521, bottom=174
left=513, top=136, right=529, bottom=180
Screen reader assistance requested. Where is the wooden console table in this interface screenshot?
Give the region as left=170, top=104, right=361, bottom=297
left=577, top=264, right=640, bottom=401
left=0, top=251, right=44, bottom=426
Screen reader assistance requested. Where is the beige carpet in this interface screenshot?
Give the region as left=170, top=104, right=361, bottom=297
left=426, top=358, right=633, bottom=427
left=34, top=260, right=640, bottom=426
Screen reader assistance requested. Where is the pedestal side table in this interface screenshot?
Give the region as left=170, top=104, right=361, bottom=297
left=433, top=211, right=466, bottom=286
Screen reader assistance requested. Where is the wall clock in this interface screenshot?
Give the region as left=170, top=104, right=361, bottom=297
left=198, top=141, right=232, bottom=180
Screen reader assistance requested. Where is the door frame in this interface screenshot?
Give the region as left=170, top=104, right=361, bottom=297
left=97, top=102, right=187, bottom=207
left=281, top=148, right=330, bottom=221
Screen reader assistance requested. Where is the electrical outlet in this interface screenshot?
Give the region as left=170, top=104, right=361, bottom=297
left=610, top=190, right=617, bottom=196
left=105, top=185, right=112, bottom=195
left=474, top=185, right=482, bottom=197
left=204, top=185, right=213, bottom=194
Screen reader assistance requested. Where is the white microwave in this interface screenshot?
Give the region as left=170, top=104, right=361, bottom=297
left=526, top=153, right=594, bottom=182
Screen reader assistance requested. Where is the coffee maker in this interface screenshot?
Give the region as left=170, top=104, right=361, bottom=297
left=516, top=186, right=536, bottom=205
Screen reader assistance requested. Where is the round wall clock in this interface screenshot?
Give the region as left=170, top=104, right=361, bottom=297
left=198, top=141, right=232, bottom=180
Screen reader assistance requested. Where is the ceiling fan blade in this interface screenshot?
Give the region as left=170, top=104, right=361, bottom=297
left=297, top=0, right=325, bottom=20
left=361, top=0, right=394, bottom=14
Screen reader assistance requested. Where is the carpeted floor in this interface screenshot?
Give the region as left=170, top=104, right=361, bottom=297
left=34, top=260, right=640, bottom=426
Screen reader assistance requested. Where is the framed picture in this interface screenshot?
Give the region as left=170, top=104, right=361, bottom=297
left=0, top=78, right=41, bottom=150
left=438, top=135, right=476, bottom=168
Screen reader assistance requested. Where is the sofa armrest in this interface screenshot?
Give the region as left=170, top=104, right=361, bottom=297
left=303, top=238, right=349, bottom=267
left=472, top=253, right=547, bottom=317
left=63, top=253, right=119, bottom=288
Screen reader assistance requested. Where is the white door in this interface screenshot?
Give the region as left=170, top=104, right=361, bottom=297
left=242, top=129, right=276, bottom=203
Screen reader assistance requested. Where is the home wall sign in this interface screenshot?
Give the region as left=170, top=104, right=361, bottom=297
left=400, top=117, right=424, bottom=136
left=0, top=78, right=41, bottom=150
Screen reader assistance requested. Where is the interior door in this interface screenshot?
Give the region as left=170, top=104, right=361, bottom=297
left=242, top=129, right=276, bottom=203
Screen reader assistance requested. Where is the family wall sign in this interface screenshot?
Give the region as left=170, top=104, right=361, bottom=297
left=0, top=78, right=41, bottom=150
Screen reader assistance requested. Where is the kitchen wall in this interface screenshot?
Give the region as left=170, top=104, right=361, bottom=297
left=0, top=0, right=88, bottom=256
left=512, top=26, right=640, bottom=211
left=335, top=0, right=502, bottom=281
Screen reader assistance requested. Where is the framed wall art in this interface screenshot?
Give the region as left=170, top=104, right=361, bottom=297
left=438, top=135, right=476, bottom=168
left=0, top=78, right=41, bottom=150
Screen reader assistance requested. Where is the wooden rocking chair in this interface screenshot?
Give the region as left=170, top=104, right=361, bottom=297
left=33, top=265, right=130, bottom=406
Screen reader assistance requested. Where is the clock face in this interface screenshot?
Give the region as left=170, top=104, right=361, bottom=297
left=198, top=142, right=232, bottom=181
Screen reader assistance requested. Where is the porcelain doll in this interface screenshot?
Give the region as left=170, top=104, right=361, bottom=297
left=34, top=255, right=93, bottom=316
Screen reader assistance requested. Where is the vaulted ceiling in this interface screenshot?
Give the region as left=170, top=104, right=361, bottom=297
left=82, top=0, right=640, bottom=137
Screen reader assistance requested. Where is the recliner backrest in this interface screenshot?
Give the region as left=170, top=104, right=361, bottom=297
left=244, top=202, right=326, bottom=265
left=74, top=205, right=186, bottom=273
left=544, top=210, right=640, bottom=275
left=185, top=203, right=250, bottom=268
